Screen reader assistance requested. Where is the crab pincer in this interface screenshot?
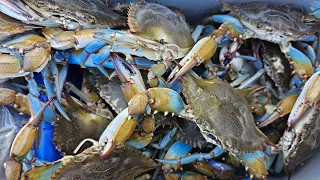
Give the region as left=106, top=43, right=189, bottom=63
left=10, top=97, right=55, bottom=159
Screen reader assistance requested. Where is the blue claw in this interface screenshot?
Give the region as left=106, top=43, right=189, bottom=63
left=159, top=141, right=192, bottom=162
left=286, top=43, right=314, bottom=78
left=41, top=65, right=71, bottom=121
left=158, top=146, right=225, bottom=165
left=68, top=49, right=114, bottom=69
left=151, top=128, right=177, bottom=149
left=309, top=0, right=320, bottom=19
left=295, top=42, right=316, bottom=66
left=202, top=15, right=244, bottom=34
left=236, top=151, right=268, bottom=179
left=235, top=55, right=263, bottom=70
left=80, top=40, right=108, bottom=67
left=207, top=159, right=237, bottom=174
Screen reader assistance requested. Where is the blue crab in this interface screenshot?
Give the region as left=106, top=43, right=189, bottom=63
left=89, top=71, right=273, bottom=178
left=275, top=71, right=320, bottom=174
left=0, top=0, right=126, bottom=30
left=20, top=146, right=158, bottom=180
left=52, top=91, right=112, bottom=155
left=41, top=2, right=195, bottom=82
left=169, top=1, right=318, bottom=83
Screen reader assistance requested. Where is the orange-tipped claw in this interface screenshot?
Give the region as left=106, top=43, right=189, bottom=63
left=169, top=35, right=217, bottom=83
left=258, top=93, right=298, bottom=128
left=98, top=108, right=138, bottom=159
left=10, top=98, right=54, bottom=158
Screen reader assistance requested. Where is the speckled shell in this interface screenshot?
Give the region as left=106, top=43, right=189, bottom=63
left=24, top=0, right=126, bottom=28
left=128, top=2, right=194, bottom=48
left=222, top=1, right=317, bottom=40
left=51, top=147, right=158, bottom=180
left=182, top=73, right=268, bottom=154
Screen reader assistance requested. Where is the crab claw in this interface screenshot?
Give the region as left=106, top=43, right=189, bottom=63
left=281, top=43, right=314, bottom=79
left=10, top=97, right=54, bottom=158
left=128, top=88, right=187, bottom=116
left=159, top=141, right=192, bottom=173
left=111, top=53, right=146, bottom=101
left=0, top=55, right=26, bottom=78
left=236, top=151, right=268, bottom=179
left=99, top=108, right=138, bottom=159
left=0, top=88, right=31, bottom=115
left=0, top=35, right=51, bottom=74
left=0, top=88, right=17, bottom=105
left=258, top=93, right=298, bottom=128
left=288, top=71, right=320, bottom=128
left=168, top=35, right=217, bottom=83
left=4, top=158, right=22, bottom=180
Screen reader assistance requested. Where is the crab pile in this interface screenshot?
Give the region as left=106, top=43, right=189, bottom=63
left=0, top=0, right=319, bottom=179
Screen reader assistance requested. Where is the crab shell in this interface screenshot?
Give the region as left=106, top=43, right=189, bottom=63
left=1, top=0, right=127, bottom=29
left=174, top=118, right=210, bottom=149
left=53, top=94, right=111, bottom=155
left=128, top=2, right=194, bottom=48
left=222, top=1, right=317, bottom=42
left=181, top=73, right=269, bottom=154
left=50, top=146, right=158, bottom=180
left=261, top=41, right=291, bottom=94
left=92, top=69, right=128, bottom=114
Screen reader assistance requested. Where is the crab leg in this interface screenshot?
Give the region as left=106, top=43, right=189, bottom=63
left=294, top=42, right=317, bottom=66
left=160, top=142, right=192, bottom=174
left=65, top=82, right=94, bottom=105
left=158, top=146, right=225, bottom=165
left=151, top=128, right=178, bottom=149
left=41, top=65, right=71, bottom=121
left=25, top=74, right=57, bottom=123
left=309, top=0, right=320, bottom=20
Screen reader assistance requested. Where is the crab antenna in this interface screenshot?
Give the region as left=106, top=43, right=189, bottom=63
left=73, top=138, right=98, bottom=154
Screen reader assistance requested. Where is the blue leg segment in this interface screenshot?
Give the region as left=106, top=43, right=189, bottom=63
left=235, top=55, right=263, bottom=70
left=295, top=42, right=316, bottom=65
left=158, top=146, right=226, bottom=165
left=25, top=75, right=63, bottom=162
left=151, top=127, right=177, bottom=149
left=79, top=40, right=108, bottom=67
left=41, top=65, right=71, bottom=121
left=202, top=15, right=244, bottom=34
left=49, top=60, right=62, bottom=102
